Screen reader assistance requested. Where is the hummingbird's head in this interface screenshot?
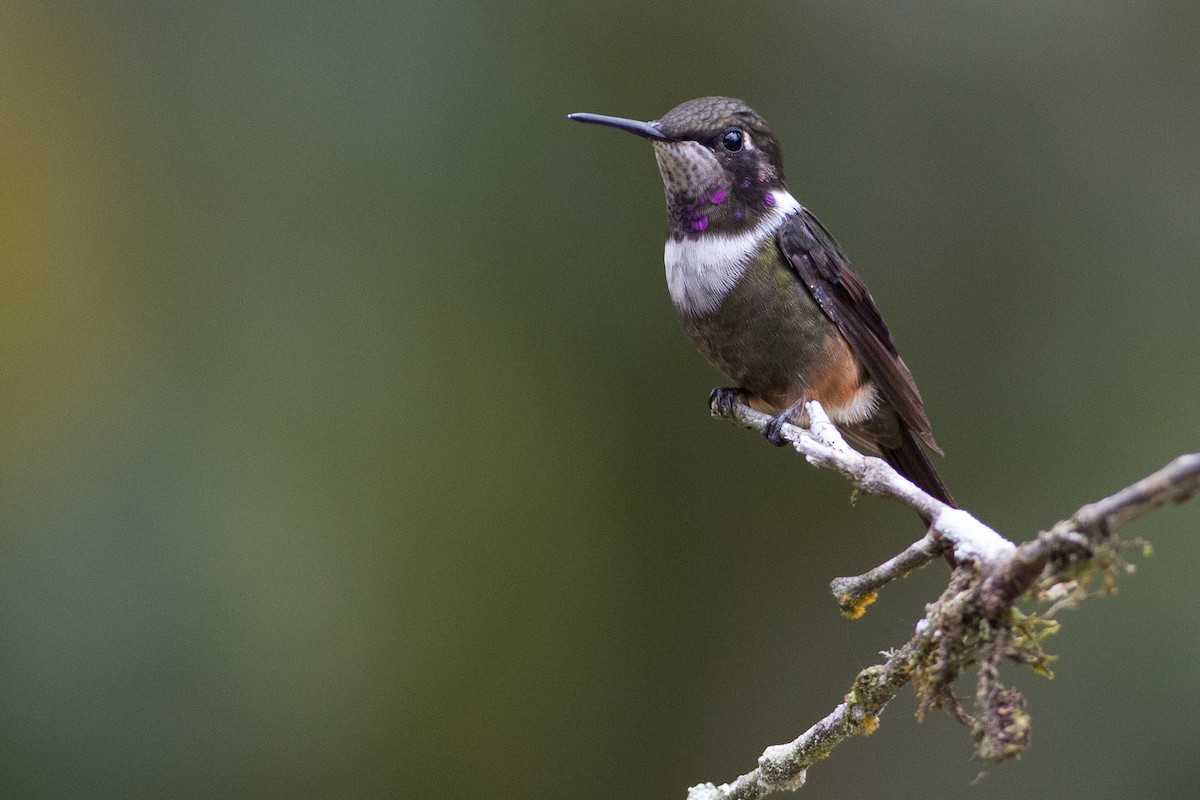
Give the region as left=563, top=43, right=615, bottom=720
left=569, top=97, right=787, bottom=237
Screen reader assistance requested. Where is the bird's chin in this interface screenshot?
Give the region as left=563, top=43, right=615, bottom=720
left=652, top=140, right=724, bottom=199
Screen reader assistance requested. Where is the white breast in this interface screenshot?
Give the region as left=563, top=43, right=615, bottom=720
left=664, top=191, right=801, bottom=315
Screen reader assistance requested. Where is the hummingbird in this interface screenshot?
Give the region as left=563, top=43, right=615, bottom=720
left=568, top=97, right=953, bottom=508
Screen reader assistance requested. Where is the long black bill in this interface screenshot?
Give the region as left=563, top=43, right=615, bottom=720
left=566, top=112, right=670, bottom=141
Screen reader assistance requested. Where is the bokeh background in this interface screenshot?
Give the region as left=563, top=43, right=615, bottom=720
left=2, top=2, right=1198, bottom=798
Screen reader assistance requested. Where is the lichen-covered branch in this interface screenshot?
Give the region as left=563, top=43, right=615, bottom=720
left=828, top=531, right=939, bottom=617
left=978, top=452, right=1200, bottom=616
left=691, top=399, right=1200, bottom=799
left=688, top=640, right=919, bottom=800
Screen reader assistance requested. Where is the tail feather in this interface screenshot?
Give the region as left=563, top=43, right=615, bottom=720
left=881, top=426, right=954, bottom=520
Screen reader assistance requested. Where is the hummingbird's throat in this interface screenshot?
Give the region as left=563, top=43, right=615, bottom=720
left=652, top=141, right=723, bottom=201
left=652, top=141, right=780, bottom=237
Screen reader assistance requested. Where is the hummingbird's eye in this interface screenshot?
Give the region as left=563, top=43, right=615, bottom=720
left=719, top=129, right=744, bottom=152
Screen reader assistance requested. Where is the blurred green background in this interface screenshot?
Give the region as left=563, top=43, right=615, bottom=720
left=2, top=2, right=1198, bottom=798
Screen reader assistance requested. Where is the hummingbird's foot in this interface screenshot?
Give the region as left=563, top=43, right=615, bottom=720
left=708, top=386, right=748, bottom=419
left=763, top=408, right=799, bottom=447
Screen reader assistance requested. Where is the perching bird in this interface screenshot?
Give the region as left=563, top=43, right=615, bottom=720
left=569, top=96, right=953, bottom=508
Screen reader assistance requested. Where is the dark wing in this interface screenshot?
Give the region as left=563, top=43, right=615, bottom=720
left=776, top=207, right=942, bottom=455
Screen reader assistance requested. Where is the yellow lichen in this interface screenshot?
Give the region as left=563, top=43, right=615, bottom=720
left=841, top=591, right=878, bottom=619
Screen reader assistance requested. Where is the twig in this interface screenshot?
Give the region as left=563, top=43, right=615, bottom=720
left=716, top=400, right=952, bottom=524
left=828, top=531, right=939, bottom=617
left=977, top=452, right=1200, bottom=617
left=717, top=401, right=1013, bottom=589
left=688, top=640, right=919, bottom=800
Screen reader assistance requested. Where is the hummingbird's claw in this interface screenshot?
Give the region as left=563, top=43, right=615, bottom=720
left=708, top=386, right=747, bottom=418
left=763, top=410, right=794, bottom=446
